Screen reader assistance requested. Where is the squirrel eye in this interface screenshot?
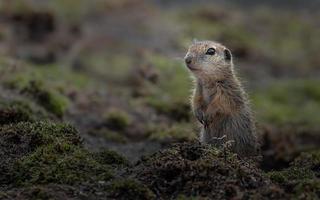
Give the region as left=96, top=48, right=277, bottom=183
left=205, top=48, right=216, bottom=55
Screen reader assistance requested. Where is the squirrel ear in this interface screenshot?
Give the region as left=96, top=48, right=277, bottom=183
left=224, top=48, right=232, bottom=61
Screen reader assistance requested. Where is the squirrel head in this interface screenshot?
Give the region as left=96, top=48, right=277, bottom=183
left=184, top=40, right=233, bottom=81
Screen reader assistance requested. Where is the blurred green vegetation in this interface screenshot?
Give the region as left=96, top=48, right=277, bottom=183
left=179, top=6, right=320, bottom=71
left=146, top=54, right=191, bottom=102
left=0, top=62, right=90, bottom=90
left=252, top=80, right=320, bottom=126
left=148, top=123, right=195, bottom=142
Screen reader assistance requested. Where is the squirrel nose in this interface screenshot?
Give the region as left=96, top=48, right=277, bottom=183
left=185, top=56, right=192, bottom=65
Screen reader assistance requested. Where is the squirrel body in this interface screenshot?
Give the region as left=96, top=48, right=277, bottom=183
left=185, top=40, right=258, bottom=156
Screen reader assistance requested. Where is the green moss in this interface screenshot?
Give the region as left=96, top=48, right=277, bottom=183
left=292, top=151, right=320, bottom=176
left=21, top=80, right=68, bottom=118
left=0, top=121, right=81, bottom=151
left=12, top=145, right=113, bottom=186
left=267, top=171, right=287, bottom=184
left=0, top=121, right=115, bottom=186
left=0, top=121, right=82, bottom=185
left=94, top=149, right=130, bottom=167
left=133, top=142, right=272, bottom=199
left=4, top=73, right=32, bottom=90
left=0, top=100, right=48, bottom=125
left=103, top=110, right=131, bottom=130
left=4, top=77, right=69, bottom=118
left=268, top=168, right=314, bottom=184
left=293, top=180, right=320, bottom=199
left=0, top=184, right=79, bottom=199
left=109, top=179, right=155, bottom=200
left=268, top=151, right=320, bottom=198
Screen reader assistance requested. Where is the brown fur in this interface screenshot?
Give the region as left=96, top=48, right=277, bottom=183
left=185, top=40, right=258, bottom=156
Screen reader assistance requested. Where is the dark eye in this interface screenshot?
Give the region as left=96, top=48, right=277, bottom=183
left=205, top=48, right=216, bottom=55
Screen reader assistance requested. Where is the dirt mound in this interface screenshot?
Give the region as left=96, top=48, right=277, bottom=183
left=133, top=142, right=286, bottom=199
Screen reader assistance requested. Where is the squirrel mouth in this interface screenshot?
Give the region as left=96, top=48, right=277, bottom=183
left=186, top=65, right=198, bottom=71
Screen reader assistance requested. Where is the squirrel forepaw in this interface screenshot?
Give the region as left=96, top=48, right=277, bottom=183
left=194, top=110, right=205, bottom=124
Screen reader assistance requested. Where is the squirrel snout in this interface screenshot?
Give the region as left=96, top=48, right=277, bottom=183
left=185, top=56, right=192, bottom=65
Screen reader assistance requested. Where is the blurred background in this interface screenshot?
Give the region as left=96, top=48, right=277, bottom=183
left=0, top=0, right=320, bottom=166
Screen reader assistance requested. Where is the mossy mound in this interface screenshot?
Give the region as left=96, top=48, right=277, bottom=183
left=292, top=151, right=320, bottom=173
left=133, top=142, right=285, bottom=199
left=268, top=150, right=320, bottom=199
left=5, top=79, right=69, bottom=118
left=0, top=119, right=135, bottom=199
left=0, top=100, right=35, bottom=125
left=108, top=179, right=156, bottom=200
left=0, top=122, right=80, bottom=163
left=11, top=145, right=113, bottom=186
left=0, top=184, right=78, bottom=200
left=0, top=121, right=81, bottom=185
left=0, top=100, right=50, bottom=125
left=21, top=80, right=68, bottom=118
left=94, top=149, right=130, bottom=167
left=0, top=121, right=129, bottom=188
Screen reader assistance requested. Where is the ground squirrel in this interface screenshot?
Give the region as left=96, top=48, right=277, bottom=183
left=184, top=40, right=258, bottom=156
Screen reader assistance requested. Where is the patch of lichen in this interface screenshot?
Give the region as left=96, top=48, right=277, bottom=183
left=133, top=142, right=282, bottom=199
left=108, top=179, right=155, bottom=200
